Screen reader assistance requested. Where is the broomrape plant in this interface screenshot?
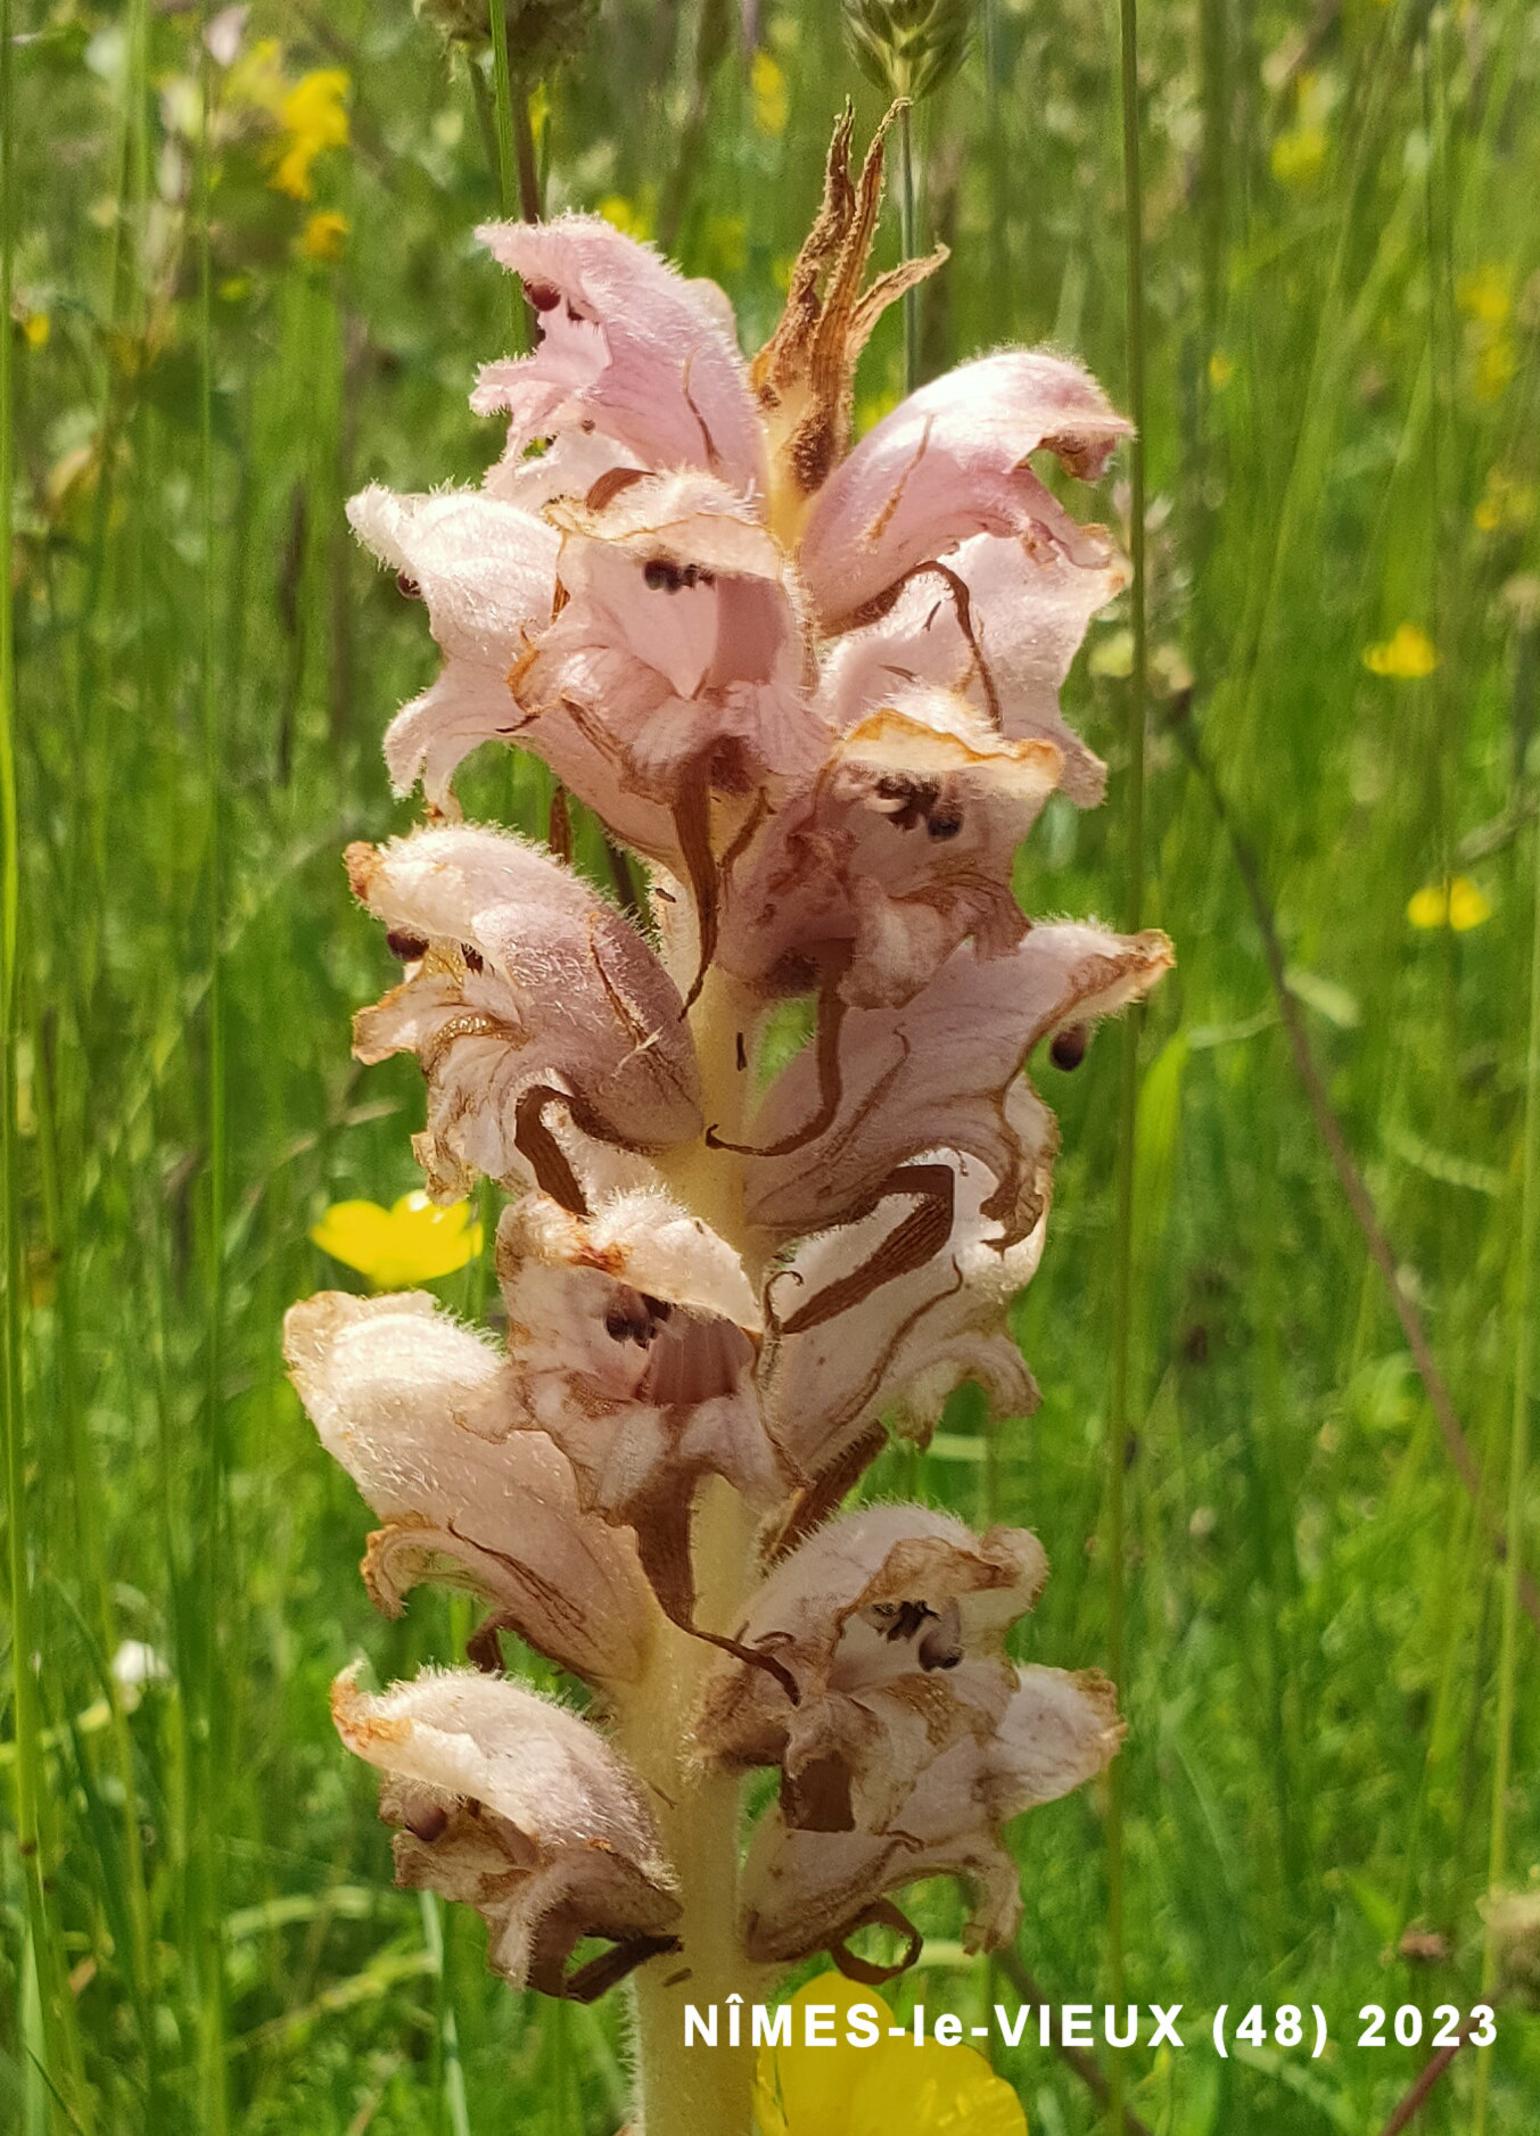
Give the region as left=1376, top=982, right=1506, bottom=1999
left=285, top=107, right=1171, bottom=2135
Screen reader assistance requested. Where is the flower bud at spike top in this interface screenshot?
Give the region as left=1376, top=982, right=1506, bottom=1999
left=289, top=107, right=1171, bottom=2136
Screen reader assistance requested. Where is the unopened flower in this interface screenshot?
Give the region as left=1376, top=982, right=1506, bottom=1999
left=1363, top=622, right=1438, bottom=679
left=1406, top=875, right=1492, bottom=933
left=310, top=1190, right=482, bottom=1287
left=755, top=1973, right=1026, bottom=2135
left=842, top=0, right=973, bottom=103
left=269, top=68, right=349, bottom=201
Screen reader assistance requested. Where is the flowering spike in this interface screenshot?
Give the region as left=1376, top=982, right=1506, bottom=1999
left=292, top=109, right=1172, bottom=2136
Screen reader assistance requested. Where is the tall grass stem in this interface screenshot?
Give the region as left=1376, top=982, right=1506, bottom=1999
left=1106, top=0, right=1150, bottom=2123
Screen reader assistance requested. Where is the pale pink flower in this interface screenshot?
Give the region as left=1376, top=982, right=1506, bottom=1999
left=741, top=1663, right=1122, bottom=1967
left=284, top=1290, right=658, bottom=1683
left=495, top=1189, right=787, bottom=1619
left=345, top=823, right=701, bottom=1204
left=332, top=1666, right=682, bottom=1999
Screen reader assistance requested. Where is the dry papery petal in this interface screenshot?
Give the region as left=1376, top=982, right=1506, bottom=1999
left=284, top=1290, right=657, bottom=1685
left=743, top=920, right=1175, bottom=1241
left=346, top=484, right=559, bottom=811
left=798, top=350, right=1130, bottom=629
left=717, top=688, right=1061, bottom=1011
left=333, top=1666, right=682, bottom=2000
left=472, top=216, right=767, bottom=494
left=758, top=1151, right=1047, bottom=1502
left=700, top=1505, right=1048, bottom=1831
left=347, top=824, right=701, bottom=1205
left=740, top=1663, right=1122, bottom=1970
left=509, top=470, right=826, bottom=890
left=497, top=1190, right=789, bottom=1622
left=822, top=530, right=1128, bottom=807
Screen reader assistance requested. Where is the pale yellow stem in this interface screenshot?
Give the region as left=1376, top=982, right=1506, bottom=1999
left=612, top=963, right=776, bottom=2135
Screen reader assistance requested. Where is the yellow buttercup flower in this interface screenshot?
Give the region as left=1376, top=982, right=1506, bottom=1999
left=755, top=1975, right=1027, bottom=2136
left=1363, top=623, right=1438, bottom=679
left=22, top=310, right=50, bottom=350
left=752, top=49, right=790, bottom=139
left=298, top=210, right=350, bottom=264
left=270, top=68, right=350, bottom=200
left=1407, top=876, right=1492, bottom=933
left=310, top=1192, right=482, bottom=1288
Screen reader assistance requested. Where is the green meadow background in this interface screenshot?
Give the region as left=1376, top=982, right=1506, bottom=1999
left=3, top=0, right=1539, bottom=2129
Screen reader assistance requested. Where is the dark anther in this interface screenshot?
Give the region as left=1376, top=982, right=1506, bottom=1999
left=527, top=282, right=561, bottom=312
left=643, top=558, right=715, bottom=593
left=639, top=1294, right=673, bottom=1323
left=460, top=942, right=486, bottom=974
left=386, top=929, right=429, bottom=962
left=1050, top=1024, right=1090, bottom=1071
left=403, top=1802, right=450, bottom=1843
left=604, top=1291, right=656, bottom=1346
left=395, top=571, right=422, bottom=601
left=925, top=807, right=964, bottom=840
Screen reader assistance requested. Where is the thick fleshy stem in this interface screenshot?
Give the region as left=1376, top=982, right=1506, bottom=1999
left=619, top=1486, right=762, bottom=2136
left=618, top=962, right=770, bottom=2135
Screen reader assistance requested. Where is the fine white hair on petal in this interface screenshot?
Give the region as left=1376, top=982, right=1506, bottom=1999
left=332, top=1665, right=681, bottom=1998
left=346, top=485, right=559, bottom=806
left=798, top=349, right=1130, bottom=626
left=471, top=215, right=767, bottom=493
left=284, top=1289, right=658, bottom=1685
left=346, top=823, right=702, bottom=1201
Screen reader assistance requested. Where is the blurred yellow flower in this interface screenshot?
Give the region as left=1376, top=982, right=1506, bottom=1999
left=21, top=310, right=50, bottom=350
left=1457, top=264, right=1512, bottom=327
left=270, top=69, right=350, bottom=200
left=310, top=1192, right=482, bottom=1288
left=1407, top=877, right=1492, bottom=933
left=1363, top=623, right=1438, bottom=679
left=752, top=49, right=789, bottom=139
left=1474, top=468, right=1537, bottom=536
left=597, top=192, right=653, bottom=240
left=226, top=35, right=288, bottom=117
left=755, top=1976, right=1026, bottom=2136
left=298, top=209, right=350, bottom=264
left=1271, top=125, right=1326, bottom=186
left=1208, top=349, right=1234, bottom=390
left=1474, top=333, right=1518, bottom=405
left=706, top=211, right=747, bottom=276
